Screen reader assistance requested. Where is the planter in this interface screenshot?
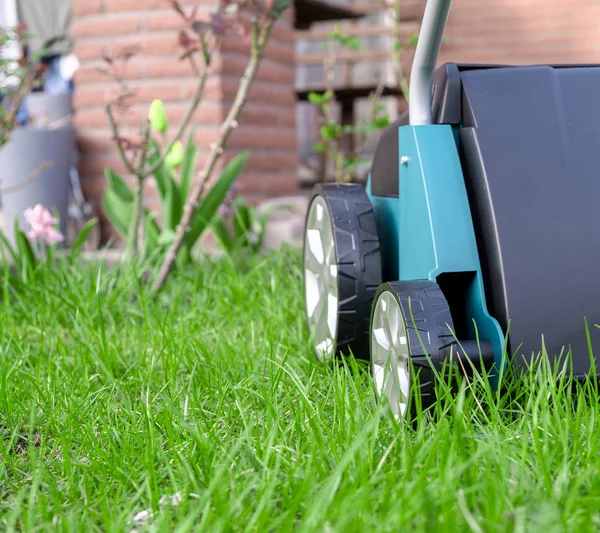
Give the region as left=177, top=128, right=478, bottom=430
left=26, top=92, right=74, bottom=126
left=0, top=126, right=75, bottom=248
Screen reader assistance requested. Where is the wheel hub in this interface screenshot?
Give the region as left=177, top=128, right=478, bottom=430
left=371, top=291, right=411, bottom=418
left=304, top=196, right=339, bottom=361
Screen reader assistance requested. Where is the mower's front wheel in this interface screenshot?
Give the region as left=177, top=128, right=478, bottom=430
left=303, top=183, right=382, bottom=362
left=370, top=281, right=457, bottom=419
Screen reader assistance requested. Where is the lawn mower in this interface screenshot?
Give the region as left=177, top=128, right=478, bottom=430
left=302, top=0, right=600, bottom=418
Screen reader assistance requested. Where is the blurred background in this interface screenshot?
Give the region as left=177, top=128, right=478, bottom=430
left=1, top=0, right=600, bottom=247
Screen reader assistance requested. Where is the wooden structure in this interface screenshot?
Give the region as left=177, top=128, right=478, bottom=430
left=294, top=0, right=426, bottom=183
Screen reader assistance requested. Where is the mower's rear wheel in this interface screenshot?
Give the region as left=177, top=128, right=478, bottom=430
left=303, top=183, right=382, bottom=362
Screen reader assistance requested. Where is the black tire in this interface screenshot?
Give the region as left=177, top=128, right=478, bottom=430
left=303, top=183, right=382, bottom=361
left=370, top=280, right=458, bottom=415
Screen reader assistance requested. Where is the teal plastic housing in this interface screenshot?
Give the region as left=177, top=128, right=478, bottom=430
left=367, top=124, right=506, bottom=386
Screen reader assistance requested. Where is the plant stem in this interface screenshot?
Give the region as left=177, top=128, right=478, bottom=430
left=126, top=174, right=145, bottom=257
left=127, top=121, right=151, bottom=257
left=151, top=18, right=275, bottom=294
left=106, top=103, right=137, bottom=176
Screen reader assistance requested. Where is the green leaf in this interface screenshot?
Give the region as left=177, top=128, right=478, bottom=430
left=320, top=122, right=341, bottom=140
left=102, top=188, right=132, bottom=239
left=231, top=198, right=252, bottom=246
left=0, top=230, right=19, bottom=266
left=308, top=92, right=324, bottom=105
left=184, top=150, right=249, bottom=250
left=163, top=174, right=183, bottom=231
left=148, top=138, right=168, bottom=200
left=313, top=142, right=327, bottom=153
left=165, top=140, right=185, bottom=169
left=179, top=129, right=198, bottom=201
left=143, top=211, right=161, bottom=258
left=211, top=217, right=235, bottom=253
left=157, top=229, right=176, bottom=246
left=104, top=168, right=134, bottom=203
left=346, top=37, right=361, bottom=51
left=15, top=229, right=36, bottom=281
left=308, top=91, right=332, bottom=106
left=176, top=242, right=192, bottom=269
left=372, top=116, right=391, bottom=129
left=69, top=218, right=99, bottom=264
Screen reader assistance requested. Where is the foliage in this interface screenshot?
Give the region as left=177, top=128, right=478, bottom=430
left=307, top=5, right=443, bottom=184
left=309, top=88, right=391, bottom=184
left=307, top=23, right=392, bottom=184
left=0, top=205, right=97, bottom=286
left=0, top=24, right=65, bottom=147
left=211, top=194, right=279, bottom=255
left=0, top=248, right=599, bottom=530
left=102, top=126, right=249, bottom=266
left=101, top=0, right=290, bottom=294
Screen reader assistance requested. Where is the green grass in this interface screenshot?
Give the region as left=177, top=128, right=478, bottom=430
left=1, top=246, right=600, bottom=532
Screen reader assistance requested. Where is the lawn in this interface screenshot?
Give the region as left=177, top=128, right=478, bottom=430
left=1, top=246, right=599, bottom=532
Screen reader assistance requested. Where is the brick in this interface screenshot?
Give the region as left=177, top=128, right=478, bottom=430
left=72, top=16, right=141, bottom=39
left=216, top=54, right=294, bottom=85
left=80, top=175, right=107, bottom=201
left=74, top=109, right=111, bottom=130
left=238, top=103, right=295, bottom=128
left=79, top=155, right=131, bottom=178
left=100, top=100, right=223, bottom=126
left=73, top=0, right=103, bottom=17
left=194, top=78, right=224, bottom=102
left=108, top=83, right=182, bottom=105
left=145, top=11, right=184, bottom=32
left=73, top=87, right=107, bottom=109
left=73, top=41, right=108, bottom=62
left=221, top=150, right=297, bottom=173
left=219, top=37, right=295, bottom=65
left=74, top=63, right=144, bottom=84
left=77, top=134, right=113, bottom=155
left=222, top=126, right=297, bottom=151
left=106, top=0, right=168, bottom=13
left=221, top=78, right=296, bottom=106
left=236, top=173, right=298, bottom=195
left=145, top=58, right=204, bottom=79
left=269, top=19, right=295, bottom=44
left=111, top=35, right=180, bottom=58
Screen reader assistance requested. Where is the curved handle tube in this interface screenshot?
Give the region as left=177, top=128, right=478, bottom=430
left=409, top=0, right=453, bottom=125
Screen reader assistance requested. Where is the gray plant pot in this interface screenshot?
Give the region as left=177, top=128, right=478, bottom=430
left=0, top=126, right=75, bottom=248
left=26, top=92, right=74, bottom=126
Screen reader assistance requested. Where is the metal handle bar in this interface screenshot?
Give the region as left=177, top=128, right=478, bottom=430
left=409, top=0, right=453, bottom=125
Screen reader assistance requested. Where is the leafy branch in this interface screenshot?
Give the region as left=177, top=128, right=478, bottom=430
left=151, top=0, right=290, bottom=293
left=307, top=23, right=390, bottom=184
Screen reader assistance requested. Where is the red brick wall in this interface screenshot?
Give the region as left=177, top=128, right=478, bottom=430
left=71, top=0, right=297, bottom=241
left=440, top=0, right=600, bottom=64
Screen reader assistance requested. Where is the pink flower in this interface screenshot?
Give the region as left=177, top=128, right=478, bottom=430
left=24, top=204, right=64, bottom=245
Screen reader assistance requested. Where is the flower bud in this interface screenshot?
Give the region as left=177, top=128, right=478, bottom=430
left=148, top=99, right=168, bottom=133
left=165, top=140, right=184, bottom=168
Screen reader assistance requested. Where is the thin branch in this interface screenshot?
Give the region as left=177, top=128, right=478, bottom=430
left=127, top=121, right=152, bottom=255
left=0, top=161, right=54, bottom=194
left=106, top=103, right=137, bottom=176
left=151, top=17, right=275, bottom=293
